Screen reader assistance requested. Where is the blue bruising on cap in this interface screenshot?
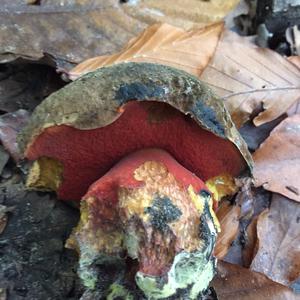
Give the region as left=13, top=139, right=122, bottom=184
left=115, top=82, right=166, bottom=104
left=191, top=101, right=225, bottom=137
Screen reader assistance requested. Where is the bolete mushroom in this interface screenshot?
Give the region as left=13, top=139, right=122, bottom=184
left=18, top=63, right=252, bottom=299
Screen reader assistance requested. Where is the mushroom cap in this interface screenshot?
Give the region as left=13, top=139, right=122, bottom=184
left=18, top=63, right=252, bottom=200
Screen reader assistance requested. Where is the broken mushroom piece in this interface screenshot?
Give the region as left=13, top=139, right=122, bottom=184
left=18, top=63, right=252, bottom=299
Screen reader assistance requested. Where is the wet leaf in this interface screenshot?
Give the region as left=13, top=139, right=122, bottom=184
left=0, top=110, right=30, bottom=161
left=201, top=30, right=300, bottom=127
left=68, top=22, right=224, bottom=80
left=0, top=0, right=237, bottom=69
left=212, top=261, right=300, bottom=300
left=253, top=115, right=300, bottom=202
left=215, top=201, right=240, bottom=259
left=251, top=194, right=300, bottom=288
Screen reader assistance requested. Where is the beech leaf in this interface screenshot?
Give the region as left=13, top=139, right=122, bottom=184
left=0, top=0, right=237, bottom=69
left=288, top=56, right=300, bottom=69
left=242, top=215, right=258, bottom=267
left=253, top=115, right=300, bottom=202
left=200, top=30, right=300, bottom=127
left=251, top=194, right=300, bottom=288
left=213, top=261, right=300, bottom=300
left=215, top=201, right=240, bottom=259
left=68, top=22, right=224, bottom=80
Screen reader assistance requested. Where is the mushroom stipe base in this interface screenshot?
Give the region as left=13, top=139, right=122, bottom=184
left=68, top=149, right=219, bottom=299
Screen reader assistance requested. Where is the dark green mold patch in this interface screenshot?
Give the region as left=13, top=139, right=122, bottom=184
left=192, top=101, right=225, bottom=137
left=115, top=82, right=166, bottom=104
left=145, top=196, right=182, bottom=233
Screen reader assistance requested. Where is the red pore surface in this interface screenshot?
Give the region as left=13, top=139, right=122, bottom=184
left=26, top=101, right=245, bottom=200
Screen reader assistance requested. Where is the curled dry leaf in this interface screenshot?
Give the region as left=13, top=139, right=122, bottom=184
left=69, top=23, right=300, bottom=128
left=212, top=261, right=300, bottom=300
left=68, top=22, right=224, bottom=80
left=253, top=115, right=300, bottom=202
left=215, top=201, right=240, bottom=259
left=0, top=0, right=237, bottom=69
left=0, top=110, right=30, bottom=161
left=251, top=194, right=300, bottom=288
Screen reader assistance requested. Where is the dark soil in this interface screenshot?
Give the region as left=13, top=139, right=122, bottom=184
left=0, top=172, right=82, bottom=300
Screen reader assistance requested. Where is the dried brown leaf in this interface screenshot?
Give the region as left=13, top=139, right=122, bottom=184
left=251, top=194, right=300, bottom=288
left=239, top=115, right=287, bottom=151
left=0, top=146, right=9, bottom=175
left=0, top=288, right=6, bottom=300
left=0, top=205, right=14, bottom=235
left=212, top=261, right=300, bottom=300
left=0, top=110, right=30, bottom=161
left=253, top=115, right=300, bottom=202
left=242, top=215, right=258, bottom=267
left=286, top=26, right=300, bottom=56
left=123, top=0, right=240, bottom=29
left=0, top=63, right=64, bottom=113
left=288, top=56, right=300, bottom=69
left=215, top=201, right=240, bottom=259
left=200, top=30, right=300, bottom=127
left=235, top=177, right=254, bottom=221
left=68, top=22, right=224, bottom=80
left=288, top=100, right=300, bottom=116
left=0, top=0, right=237, bottom=69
